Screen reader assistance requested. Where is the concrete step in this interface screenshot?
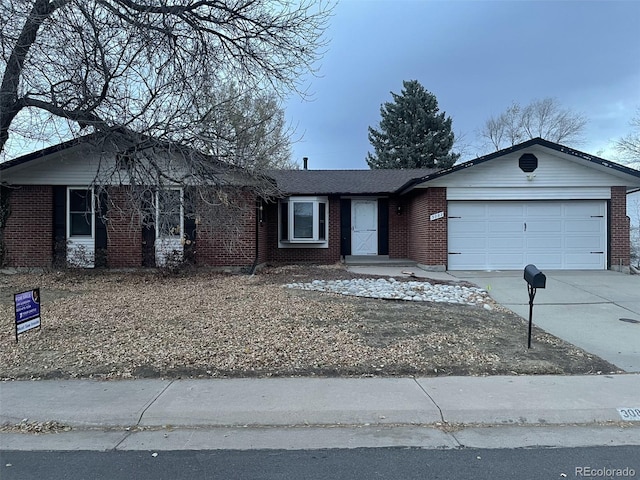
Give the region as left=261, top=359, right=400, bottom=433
left=344, top=255, right=417, bottom=267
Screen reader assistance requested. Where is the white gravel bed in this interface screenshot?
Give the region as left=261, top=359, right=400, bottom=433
left=285, top=278, right=494, bottom=309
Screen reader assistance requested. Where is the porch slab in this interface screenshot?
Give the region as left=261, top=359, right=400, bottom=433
left=344, top=255, right=417, bottom=267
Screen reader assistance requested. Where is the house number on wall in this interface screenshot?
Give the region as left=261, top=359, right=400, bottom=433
left=430, top=212, right=444, bottom=221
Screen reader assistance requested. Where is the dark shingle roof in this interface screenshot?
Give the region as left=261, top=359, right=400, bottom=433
left=268, top=168, right=437, bottom=195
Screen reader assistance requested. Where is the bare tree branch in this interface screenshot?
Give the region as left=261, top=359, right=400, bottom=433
left=615, top=107, right=640, bottom=169
left=478, top=98, right=587, bottom=151
left=1, top=0, right=332, bottom=154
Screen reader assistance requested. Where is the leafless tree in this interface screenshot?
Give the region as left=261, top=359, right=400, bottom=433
left=1, top=0, right=331, bottom=256
left=480, top=102, right=523, bottom=151
left=200, top=82, right=297, bottom=170
left=615, top=107, right=640, bottom=169
left=1, top=1, right=331, bottom=154
left=479, top=98, right=588, bottom=151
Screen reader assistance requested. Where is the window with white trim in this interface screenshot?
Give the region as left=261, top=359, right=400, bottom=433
left=279, top=196, right=328, bottom=246
left=68, top=188, right=94, bottom=237
left=156, top=188, right=183, bottom=238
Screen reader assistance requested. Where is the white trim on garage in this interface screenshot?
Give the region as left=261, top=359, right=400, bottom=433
left=448, top=200, right=607, bottom=271
left=446, top=186, right=611, bottom=201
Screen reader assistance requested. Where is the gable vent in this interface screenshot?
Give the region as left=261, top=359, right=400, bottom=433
left=519, top=153, right=538, bottom=173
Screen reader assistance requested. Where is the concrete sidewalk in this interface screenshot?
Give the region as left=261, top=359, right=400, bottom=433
left=1, top=375, right=639, bottom=450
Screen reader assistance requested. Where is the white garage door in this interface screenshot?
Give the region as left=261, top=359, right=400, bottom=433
left=448, top=201, right=607, bottom=270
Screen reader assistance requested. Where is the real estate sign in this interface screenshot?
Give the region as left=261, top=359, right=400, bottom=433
left=14, top=289, right=41, bottom=341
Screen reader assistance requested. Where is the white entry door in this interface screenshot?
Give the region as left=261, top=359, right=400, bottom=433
left=352, top=199, right=378, bottom=255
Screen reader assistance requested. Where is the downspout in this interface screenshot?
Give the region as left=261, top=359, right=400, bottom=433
left=249, top=199, right=260, bottom=275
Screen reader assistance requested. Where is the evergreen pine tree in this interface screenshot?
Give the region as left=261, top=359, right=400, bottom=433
left=366, top=80, right=459, bottom=169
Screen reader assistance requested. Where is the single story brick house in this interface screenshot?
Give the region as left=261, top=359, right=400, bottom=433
left=1, top=137, right=640, bottom=272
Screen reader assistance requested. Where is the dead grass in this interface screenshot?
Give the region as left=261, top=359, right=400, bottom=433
left=0, top=265, right=621, bottom=380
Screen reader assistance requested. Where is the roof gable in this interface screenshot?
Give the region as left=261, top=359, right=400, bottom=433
left=1, top=136, right=251, bottom=187
left=402, top=138, right=640, bottom=192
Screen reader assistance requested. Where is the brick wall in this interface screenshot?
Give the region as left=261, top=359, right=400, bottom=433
left=195, top=193, right=257, bottom=267
left=610, top=186, right=630, bottom=270
left=406, top=188, right=447, bottom=268
left=265, top=197, right=341, bottom=264
left=388, top=196, right=408, bottom=258
left=2, top=186, right=54, bottom=267
left=106, top=186, right=143, bottom=268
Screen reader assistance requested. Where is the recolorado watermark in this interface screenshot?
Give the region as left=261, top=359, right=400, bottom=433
left=575, top=466, right=636, bottom=477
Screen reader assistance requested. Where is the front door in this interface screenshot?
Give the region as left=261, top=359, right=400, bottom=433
left=351, top=199, right=378, bottom=255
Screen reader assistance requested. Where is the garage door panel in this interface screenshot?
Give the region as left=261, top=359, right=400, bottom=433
left=449, top=235, right=487, bottom=250
left=490, top=236, right=525, bottom=249
left=448, top=203, right=486, bottom=217
left=489, top=223, right=523, bottom=234
left=491, top=254, right=527, bottom=269
left=450, top=254, right=489, bottom=269
left=565, top=220, right=602, bottom=233
left=565, top=253, right=604, bottom=269
left=527, top=203, right=562, bottom=216
left=448, top=201, right=606, bottom=270
left=565, top=203, right=604, bottom=216
left=491, top=204, right=524, bottom=215
left=525, top=253, right=563, bottom=269
left=565, top=235, right=603, bottom=249
left=448, top=220, right=486, bottom=234
left=525, top=220, right=562, bottom=233
left=525, top=236, right=562, bottom=249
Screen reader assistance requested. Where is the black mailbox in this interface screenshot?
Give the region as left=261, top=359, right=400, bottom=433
left=524, top=264, right=546, bottom=289
left=523, top=264, right=546, bottom=349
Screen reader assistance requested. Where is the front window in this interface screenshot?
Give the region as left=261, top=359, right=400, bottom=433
left=156, top=189, right=183, bottom=237
left=293, top=201, right=314, bottom=239
left=279, top=196, right=328, bottom=245
left=68, top=188, right=93, bottom=237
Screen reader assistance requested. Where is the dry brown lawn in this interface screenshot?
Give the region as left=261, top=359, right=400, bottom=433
left=0, top=264, right=620, bottom=380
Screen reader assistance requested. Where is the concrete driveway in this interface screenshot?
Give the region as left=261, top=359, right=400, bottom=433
left=451, top=270, right=640, bottom=373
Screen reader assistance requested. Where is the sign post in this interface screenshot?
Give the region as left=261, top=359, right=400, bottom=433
left=14, top=288, right=41, bottom=342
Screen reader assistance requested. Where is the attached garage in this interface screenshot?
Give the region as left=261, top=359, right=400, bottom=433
left=400, top=138, right=640, bottom=273
left=447, top=200, right=607, bottom=270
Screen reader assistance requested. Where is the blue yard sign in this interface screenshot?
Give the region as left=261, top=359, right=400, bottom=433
left=14, top=288, right=41, bottom=342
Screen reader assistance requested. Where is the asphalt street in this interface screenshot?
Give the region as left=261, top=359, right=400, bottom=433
left=2, top=446, right=639, bottom=480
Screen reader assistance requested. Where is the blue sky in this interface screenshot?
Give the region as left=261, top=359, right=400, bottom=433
left=285, top=0, right=640, bottom=170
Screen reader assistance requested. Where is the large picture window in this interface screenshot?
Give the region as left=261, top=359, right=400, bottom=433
left=279, top=196, right=328, bottom=246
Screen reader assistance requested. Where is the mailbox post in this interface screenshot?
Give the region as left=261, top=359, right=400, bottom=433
left=523, top=264, right=546, bottom=349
